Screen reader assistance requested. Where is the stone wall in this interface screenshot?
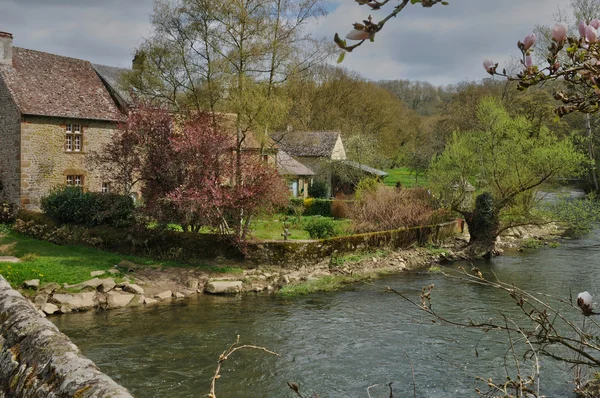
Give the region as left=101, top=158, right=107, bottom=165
left=20, top=116, right=117, bottom=209
left=0, top=76, right=21, bottom=204
left=246, top=221, right=458, bottom=266
left=0, top=276, right=132, bottom=397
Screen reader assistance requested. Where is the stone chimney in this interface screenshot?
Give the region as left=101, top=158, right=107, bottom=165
left=0, top=31, right=13, bottom=66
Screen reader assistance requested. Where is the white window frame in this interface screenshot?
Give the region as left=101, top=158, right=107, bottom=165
left=101, top=182, right=110, bottom=193
left=66, top=175, right=83, bottom=187
left=66, top=124, right=82, bottom=152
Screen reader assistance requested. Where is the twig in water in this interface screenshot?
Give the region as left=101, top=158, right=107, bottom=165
left=208, top=335, right=279, bottom=398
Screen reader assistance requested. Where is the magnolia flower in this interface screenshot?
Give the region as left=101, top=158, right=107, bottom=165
left=346, top=29, right=370, bottom=41
left=591, top=18, right=600, bottom=29
left=523, top=33, right=536, bottom=50
left=483, top=59, right=495, bottom=73
left=587, top=25, right=598, bottom=43
left=552, top=23, right=568, bottom=42
left=577, top=291, right=594, bottom=316
left=580, top=21, right=588, bottom=37
left=525, top=55, right=533, bottom=68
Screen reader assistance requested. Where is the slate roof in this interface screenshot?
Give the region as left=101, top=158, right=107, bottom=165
left=92, top=63, right=132, bottom=107
left=271, top=131, right=341, bottom=158
left=339, top=160, right=388, bottom=178
left=0, top=47, right=123, bottom=121
left=277, top=150, right=315, bottom=176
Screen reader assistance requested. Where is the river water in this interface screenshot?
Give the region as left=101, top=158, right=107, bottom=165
left=51, top=229, right=600, bottom=398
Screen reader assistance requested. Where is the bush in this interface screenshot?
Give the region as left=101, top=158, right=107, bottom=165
left=309, top=180, right=329, bottom=198
left=349, top=186, right=437, bottom=233
left=331, top=195, right=352, bottom=219
left=0, top=201, right=17, bottom=224
left=41, top=186, right=135, bottom=227
left=304, top=198, right=333, bottom=218
left=287, top=197, right=305, bottom=216
left=303, top=217, right=338, bottom=239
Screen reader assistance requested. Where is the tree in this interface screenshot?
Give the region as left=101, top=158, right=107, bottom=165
left=87, top=115, right=145, bottom=196
left=429, top=98, right=586, bottom=258
left=165, top=113, right=289, bottom=240
left=96, top=104, right=288, bottom=244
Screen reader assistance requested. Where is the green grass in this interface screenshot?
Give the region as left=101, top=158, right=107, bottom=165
left=384, top=167, right=428, bottom=188
left=0, top=229, right=241, bottom=289
left=278, top=270, right=395, bottom=296
left=330, top=249, right=390, bottom=267
left=249, top=215, right=352, bottom=240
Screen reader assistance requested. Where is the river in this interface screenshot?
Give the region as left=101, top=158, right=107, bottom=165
left=51, top=229, right=600, bottom=397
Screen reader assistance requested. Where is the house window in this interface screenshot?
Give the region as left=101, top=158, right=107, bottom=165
left=66, top=124, right=83, bottom=152
left=101, top=182, right=111, bottom=193
left=66, top=175, right=84, bottom=186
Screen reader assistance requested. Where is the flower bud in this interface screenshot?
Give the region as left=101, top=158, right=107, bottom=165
left=578, top=291, right=594, bottom=316
left=483, top=59, right=495, bottom=73
left=346, top=29, right=370, bottom=41
left=586, top=25, right=598, bottom=43
left=580, top=21, right=587, bottom=37
left=591, top=19, right=600, bottom=29
left=552, top=23, right=568, bottom=42
left=523, top=33, right=536, bottom=50
left=525, top=55, right=533, bottom=68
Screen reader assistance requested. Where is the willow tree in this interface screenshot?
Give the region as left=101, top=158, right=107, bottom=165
left=429, top=98, right=586, bottom=258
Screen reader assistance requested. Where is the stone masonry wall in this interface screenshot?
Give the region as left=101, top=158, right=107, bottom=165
left=0, top=76, right=21, bottom=205
left=0, top=276, right=133, bottom=397
left=20, top=116, right=117, bottom=209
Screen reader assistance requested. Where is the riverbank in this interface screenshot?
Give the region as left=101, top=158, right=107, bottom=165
left=2, top=221, right=565, bottom=316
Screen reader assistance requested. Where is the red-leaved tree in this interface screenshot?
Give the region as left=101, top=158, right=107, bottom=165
left=100, top=103, right=288, bottom=244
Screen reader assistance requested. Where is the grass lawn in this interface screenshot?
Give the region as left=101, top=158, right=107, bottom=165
left=249, top=215, right=352, bottom=240
left=384, top=167, right=428, bottom=188
left=0, top=228, right=240, bottom=289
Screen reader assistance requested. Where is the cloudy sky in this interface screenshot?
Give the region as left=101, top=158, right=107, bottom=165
left=0, top=0, right=570, bottom=86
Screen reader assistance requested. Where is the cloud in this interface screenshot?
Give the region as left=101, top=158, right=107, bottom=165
left=314, top=0, right=568, bottom=85
left=0, top=0, right=571, bottom=84
left=0, top=0, right=153, bottom=68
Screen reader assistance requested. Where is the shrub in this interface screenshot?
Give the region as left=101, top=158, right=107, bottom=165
left=0, top=201, right=17, bottom=224
left=354, top=177, right=379, bottom=202
left=309, top=180, right=329, bottom=198
left=287, top=197, right=305, bottom=216
left=304, top=198, right=333, bottom=218
left=303, top=217, right=338, bottom=239
left=41, top=187, right=135, bottom=227
left=331, top=195, right=352, bottom=219
left=349, top=186, right=437, bottom=233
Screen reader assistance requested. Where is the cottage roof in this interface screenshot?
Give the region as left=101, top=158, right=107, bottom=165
left=277, top=150, right=315, bottom=176
left=0, top=48, right=123, bottom=121
left=339, top=160, right=389, bottom=178
left=92, top=63, right=132, bottom=107
left=271, top=131, right=342, bottom=158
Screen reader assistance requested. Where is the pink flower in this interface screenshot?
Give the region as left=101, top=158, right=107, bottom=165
left=345, top=29, right=370, bottom=41
left=525, top=55, right=533, bottom=68
left=579, top=21, right=587, bottom=37
left=586, top=25, right=598, bottom=43
left=591, top=19, right=600, bottom=29
left=523, top=33, right=536, bottom=50
left=552, top=23, right=568, bottom=42
left=483, top=59, right=495, bottom=73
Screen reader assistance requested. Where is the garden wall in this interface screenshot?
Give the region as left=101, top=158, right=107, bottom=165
left=0, top=276, right=132, bottom=397
left=245, top=221, right=458, bottom=266
left=14, top=211, right=457, bottom=266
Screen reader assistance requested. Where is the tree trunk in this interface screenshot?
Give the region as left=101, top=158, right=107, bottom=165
left=586, top=113, right=599, bottom=192
left=461, top=192, right=499, bottom=259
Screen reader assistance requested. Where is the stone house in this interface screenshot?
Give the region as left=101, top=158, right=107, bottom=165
left=0, top=31, right=128, bottom=210
left=276, top=150, right=314, bottom=198
left=271, top=130, right=388, bottom=197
